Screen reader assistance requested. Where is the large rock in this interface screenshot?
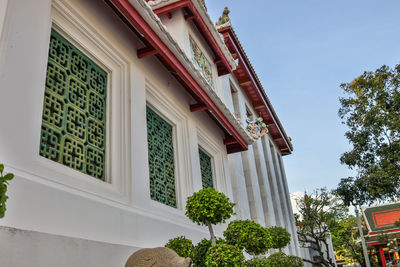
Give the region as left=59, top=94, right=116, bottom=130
left=125, top=247, right=192, bottom=267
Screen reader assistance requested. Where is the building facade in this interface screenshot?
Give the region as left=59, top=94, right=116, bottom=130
left=0, top=0, right=302, bottom=265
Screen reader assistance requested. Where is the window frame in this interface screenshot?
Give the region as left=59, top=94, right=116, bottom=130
left=145, top=81, right=192, bottom=211
left=34, top=0, right=131, bottom=205
left=196, top=128, right=227, bottom=193
left=40, top=27, right=109, bottom=181
left=146, top=105, right=178, bottom=208
left=198, top=146, right=215, bottom=189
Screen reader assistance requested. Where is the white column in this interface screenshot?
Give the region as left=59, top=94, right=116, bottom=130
left=262, top=137, right=284, bottom=227
left=241, top=146, right=266, bottom=226
left=271, top=144, right=293, bottom=254
left=270, top=145, right=295, bottom=255
left=252, top=139, right=276, bottom=226
left=228, top=153, right=251, bottom=220
left=277, top=154, right=302, bottom=256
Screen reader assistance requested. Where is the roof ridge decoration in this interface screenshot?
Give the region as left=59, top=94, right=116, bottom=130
left=216, top=7, right=231, bottom=28
left=215, top=6, right=293, bottom=154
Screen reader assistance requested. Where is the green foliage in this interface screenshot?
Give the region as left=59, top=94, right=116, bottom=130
left=261, top=252, right=304, bottom=267
left=192, top=238, right=224, bottom=267
left=267, top=226, right=291, bottom=251
left=224, top=220, right=271, bottom=256
left=295, top=188, right=347, bottom=266
left=394, top=218, right=400, bottom=229
left=330, top=215, right=359, bottom=251
left=286, top=255, right=305, bottom=267
left=185, top=188, right=235, bottom=244
left=335, top=177, right=367, bottom=207
left=164, top=236, right=194, bottom=258
left=338, top=63, right=400, bottom=203
left=185, top=187, right=235, bottom=226
left=0, top=164, right=14, bottom=219
left=245, top=254, right=304, bottom=267
left=245, top=258, right=268, bottom=267
left=330, top=214, right=372, bottom=267
left=265, top=252, right=287, bottom=266
left=205, top=243, right=245, bottom=266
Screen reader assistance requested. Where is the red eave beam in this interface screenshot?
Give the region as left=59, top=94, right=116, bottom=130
left=137, top=46, right=158, bottom=58
left=108, top=0, right=248, bottom=153
left=190, top=103, right=208, bottom=112
left=220, top=26, right=293, bottom=154
left=152, top=0, right=233, bottom=76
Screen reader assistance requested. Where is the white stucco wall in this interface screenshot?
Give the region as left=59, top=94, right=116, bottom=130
left=0, top=0, right=233, bottom=249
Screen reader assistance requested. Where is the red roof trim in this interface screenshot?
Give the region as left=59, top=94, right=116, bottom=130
left=151, top=0, right=233, bottom=76
left=108, top=0, right=248, bottom=153
left=219, top=26, right=293, bottom=154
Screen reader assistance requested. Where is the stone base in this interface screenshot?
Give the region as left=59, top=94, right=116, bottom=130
left=0, top=226, right=139, bottom=267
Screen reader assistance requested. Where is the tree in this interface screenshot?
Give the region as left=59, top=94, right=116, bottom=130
left=185, top=187, right=235, bottom=245
left=338, top=64, right=400, bottom=203
left=295, top=188, right=347, bottom=267
left=335, top=178, right=371, bottom=267
left=0, top=163, right=14, bottom=219
left=223, top=219, right=271, bottom=256
left=330, top=215, right=366, bottom=266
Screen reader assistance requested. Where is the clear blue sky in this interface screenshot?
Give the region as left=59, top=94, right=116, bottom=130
left=206, top=0, right=400, bottom=193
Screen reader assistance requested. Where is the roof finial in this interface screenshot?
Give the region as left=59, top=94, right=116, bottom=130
left=216, top=7, right=231, bottom=27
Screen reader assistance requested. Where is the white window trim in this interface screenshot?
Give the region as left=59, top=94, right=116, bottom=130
left=34, top=0, right=131, bottom=205
left=145, top=81, right=193, bottom=212
left=197, top=128, right=228, bottom=194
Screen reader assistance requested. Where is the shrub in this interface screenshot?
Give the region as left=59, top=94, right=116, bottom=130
left=164, top=236, right=194, bottom=258
left=286, top=255, right=304, bottom=267
left=264, top=252, right=303, bottom=267
left=224, top=220, right=271, bottom=256
left=0, top=163, right=14, bottom=219
left=185, top=188, right=235, bottom=244
left=245, top=258, right=268, bottom=267
left=205, top=243, right=245, bottom=266
left=265, top=252, right=289, bottom=267
left=267, top=226, right=291, bottom=251
left=192, top=238, right=224, bottom=267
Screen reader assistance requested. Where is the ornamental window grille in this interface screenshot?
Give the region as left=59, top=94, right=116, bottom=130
left=146, top=107, right=177, bottom=207
left=39, top=29, right=107, bottom=181
left=199, top=148, right=214, bottom=188
left=189, top=35, right=214, bottom=87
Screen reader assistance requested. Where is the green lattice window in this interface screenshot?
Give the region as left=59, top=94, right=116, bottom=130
left=146, top=107, right=176, bottom=207
left=39, top=29, right=107, bottom=181
left=199, top=148, right=213, bottom=188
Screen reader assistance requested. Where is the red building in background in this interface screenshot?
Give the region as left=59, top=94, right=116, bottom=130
left=363, top=202, right=400, bottom=266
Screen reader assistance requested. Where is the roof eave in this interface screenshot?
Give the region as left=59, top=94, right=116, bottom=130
left=108, top=0, right=254, bottom=153
left=218, top=26, right=293, bottom=155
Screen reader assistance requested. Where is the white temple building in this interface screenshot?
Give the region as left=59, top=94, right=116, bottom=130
left=0, top=0, right=304, bottom=265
